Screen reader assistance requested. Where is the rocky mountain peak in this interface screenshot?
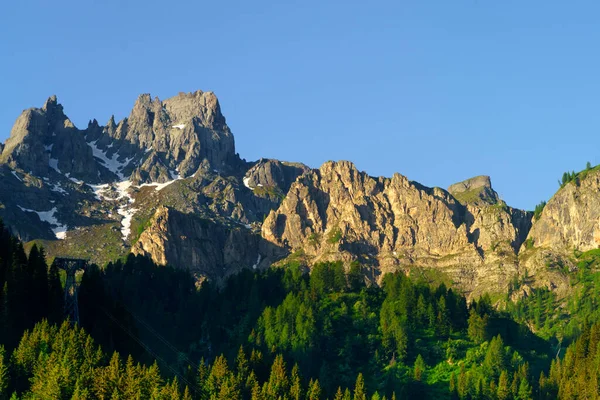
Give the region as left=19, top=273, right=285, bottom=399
left=0, top=96, right=103, bottom=181
left=163, top=90, right=225, bottom=130
left=42, top=95, right=60, bottom=113
left=448, top=175, right=499, bottom=205
left=95, top=90, right=236, bottom=182
left=243, top=158, right=310, bottom=194
left=0, top=90, right=239, bottom=187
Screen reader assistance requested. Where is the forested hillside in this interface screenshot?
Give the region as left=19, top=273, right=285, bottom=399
left=0, top=218, right=597, bottom=399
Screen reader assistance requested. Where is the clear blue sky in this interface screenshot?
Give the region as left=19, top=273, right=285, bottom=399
left=2, top=1, right=600, bottom=210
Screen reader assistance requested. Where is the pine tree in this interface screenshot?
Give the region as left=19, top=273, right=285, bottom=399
left=334, top=387, right=344, bottom=400
left=416, top=295, right=428, bottom=325
left=307, top=379, right=322, bottom=400
left=196, top=358, right=209, bottom=399
left=167, top=377, right=181, bottom=400
left=250, top=380, right=263, bottom=400
left=344, top=388, right=352, bottom=400
left=484, top=335, right=506, bottom=380
left=107, top=352, right=123, bottom=396
left=436, top=296, right=451, bottom=337
left=517, top=378, right=532, bottom=400
left=266, top=354, right=288, bottom=398
left=395, top=326, right=408, bottom=362
left=510, top=372, right=519, bottom=399
left=47, top=261, right=63, bottom=324
left=468, top=309, right=488, bottom=344
left=123, top=355, right=140, bottom=398
left=414, top=355, right=426, bottom=382
left=207, top=355, right=231, bottom=397
left=182, top=386, right=192, bottom=400
left=144, top=361, right=163, bottom=398
left=236, top=346, right=249, bottom=379
left=449, top=372, right=458, bottom=399
left=354, top=373, right=367, bottom=400
left=290, top=363, right=302, bottom=400
left=0, top=345, right=7, bottom=398
left=457, top=364, right=467, bottom=399
left=497, top=370, right=510, bottom=400
left=28, top=244, right=49, bottom=324
left=72, top=379, right=91, bottom=400
left=347, top=262, right=364, bottom=292
left=0, top=283, right=8, bottom=345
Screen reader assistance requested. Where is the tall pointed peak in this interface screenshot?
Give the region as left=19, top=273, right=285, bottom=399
left=41, top=94, right=66, bottom=119
left=107, top=115, right=116, bottom=128
left=42, top=95, right=59, bottom=111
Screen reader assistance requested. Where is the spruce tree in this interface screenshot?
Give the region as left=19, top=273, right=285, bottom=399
left=307, top=379, right=322, bottom=400
left=343, top=388, right=352, bottom=400
left=497, top=370, right=510, bottom=400
left=334, top=387, right=344, bottom=400
left=182, top=386, right=192, bottom=400
left=47, top=261, right=63, bottom=324
left=413, top=355, right=426, bottom=382
left=0, top=345, right=7, bottom=398
left=354, top=373, right=366, bottom=400
left=266, top=354, right=288, bottom=398
left=290, top=363, right=302, bottom=400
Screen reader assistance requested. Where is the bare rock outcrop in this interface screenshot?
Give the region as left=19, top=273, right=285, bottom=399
left=518, top=169, right=600, bottom=295
left=132, top=206, right=270, bottom=281
left=243, top=159, right=309, bottom=193
left=262, top=161, right=532, bottom=296
left=448, top=175, right=499, bottom=205
left=1, top=96, right=107, bottom=182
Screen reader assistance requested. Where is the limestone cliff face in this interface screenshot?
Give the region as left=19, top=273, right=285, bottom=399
left=518, top=169, right=600, bottom=294
left=449, top=175, right=499, bottom=206
left=262, top=162, right=532, bottom=296
left=525, top=170, right=600, bottom=252
left=244, top=159, right=309, bottom=193
left=449, top=175, right=532, bottom=253
left=132, top=206, right=270, bottom=281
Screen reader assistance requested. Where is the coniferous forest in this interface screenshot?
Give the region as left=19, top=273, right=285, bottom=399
left=0, top=218, right=599, bottom=399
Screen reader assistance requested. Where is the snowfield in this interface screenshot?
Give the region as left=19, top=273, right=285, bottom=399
left=17, top=206, right=67, bottom=239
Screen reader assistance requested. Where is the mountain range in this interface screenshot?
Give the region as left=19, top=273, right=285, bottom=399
left=1, top=90, right=597, bottom=298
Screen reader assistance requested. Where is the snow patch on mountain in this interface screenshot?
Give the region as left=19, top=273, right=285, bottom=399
left=87, top=139, right=133, bottom=180
left=17, top=206, right=67, bottom=239
left=50, top=182, right=68, bottom=195
left=243, top=176, right=253, bottom=190
left=49, top=158, right=61, bottom=174
left=252, top=254, right=262, bottom=270
left=138, top=170, right=183, bottom=192
left=87, top=183, right=111, bottom=201
left=10, top=171, right=22, bottom=182
left=117, top=205, right=137, bottom=241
